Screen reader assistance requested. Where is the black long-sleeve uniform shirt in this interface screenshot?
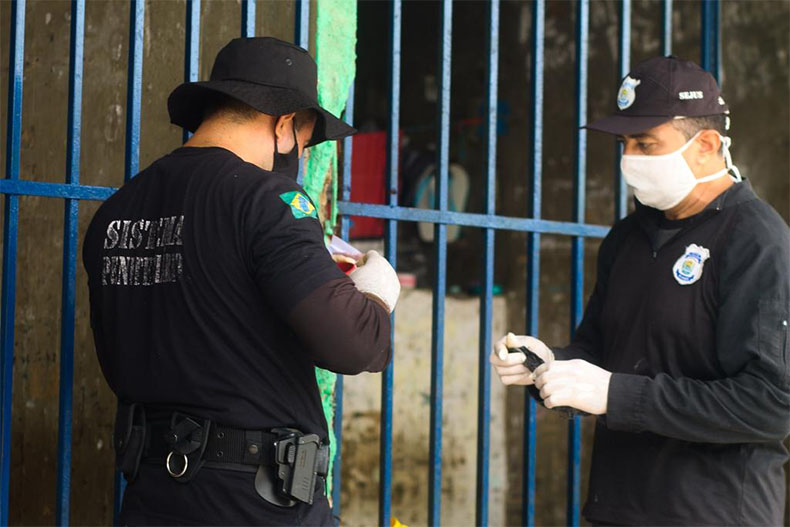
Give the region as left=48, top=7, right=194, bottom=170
left=83, top=146, right=391, bottom=525
left=554, top=180, right=790, bottom=526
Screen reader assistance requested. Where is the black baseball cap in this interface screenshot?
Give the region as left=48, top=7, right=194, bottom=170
left=168, top=37, right=356, bottom=147
left=585, top=56, right=729, bottom=136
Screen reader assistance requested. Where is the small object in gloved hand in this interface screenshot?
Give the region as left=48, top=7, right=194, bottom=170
left=507, top=345, right=588, bottom=419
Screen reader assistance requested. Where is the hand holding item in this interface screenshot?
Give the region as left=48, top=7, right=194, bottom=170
left=331, top=253, right=358, bottom=274
left=349, top=250, right=401, bottom=313
left=489, top=332, right=555, bottom=386
left=533, top=359, right=612, bottom=415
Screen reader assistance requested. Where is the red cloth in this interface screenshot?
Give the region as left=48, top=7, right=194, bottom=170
left=349, top=131, right=388, bottom=239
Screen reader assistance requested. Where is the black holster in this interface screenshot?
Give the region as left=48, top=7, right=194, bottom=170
left=114, top=402, right=146, bottom=482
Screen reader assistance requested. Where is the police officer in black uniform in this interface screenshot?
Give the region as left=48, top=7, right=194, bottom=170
left=83, top=37, right=400, bottom=526
left=491, top=56, right=790, bottom=525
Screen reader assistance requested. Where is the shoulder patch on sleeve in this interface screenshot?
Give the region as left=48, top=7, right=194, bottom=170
left=279, top=191, right=318, bottom=219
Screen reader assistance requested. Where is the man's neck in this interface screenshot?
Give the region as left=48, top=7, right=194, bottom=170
left=184, top=117, right=275, bottom=170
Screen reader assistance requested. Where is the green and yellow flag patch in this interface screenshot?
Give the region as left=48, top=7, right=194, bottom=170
left=279, top=191, right=318, bottom=220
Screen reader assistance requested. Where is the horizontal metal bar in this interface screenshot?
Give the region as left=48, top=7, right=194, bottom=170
left=338, top=202, right=609, bottom=238
left=0, top=179, right=115, bottom=201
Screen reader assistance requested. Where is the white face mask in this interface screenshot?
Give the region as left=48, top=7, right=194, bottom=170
left=620, top=131, right=742, bottom=210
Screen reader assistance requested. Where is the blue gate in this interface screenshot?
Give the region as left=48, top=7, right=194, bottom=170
left=0, top=0, right=724, bottom=525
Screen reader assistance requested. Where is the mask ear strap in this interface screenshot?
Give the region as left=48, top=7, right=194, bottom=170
left=721, top=135, right=742, bottom=182
left=273, top=118, right=280, bottom=154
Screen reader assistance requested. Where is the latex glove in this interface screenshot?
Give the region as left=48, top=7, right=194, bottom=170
left=489, top=332, right=555, bottom=386
left=533, top=359, right=612, bottom=415
left=349, top=250, right=401, bottom=313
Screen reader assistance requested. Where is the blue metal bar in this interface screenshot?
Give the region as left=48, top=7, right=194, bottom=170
left=614, top=0, right=631, bottom=221
left=523, top=1, right=544, bottom=525
left=124, top=0, right=144, bottom=183
left=662, top=0, right=673, bottom=56
left=293, top=0, right=309, bottom=185
left=476, top=1, right=499, bottom=526
left=569, top=1, right=589, bottom=525
left=295, top=0, right=310, bottom=50
left=0, top=180, right=115, bottom=201
left=700, top=0, right=721, bottom=82
left=0, top=181, right=611, bottom=238
left=380, top=1, right=401, bottom=525
left=116, top=1, right=145, bottom=518
left=429, top=1, right=451, bottom=525
left=332, top=82, right=355, bottom=525
left=242, top=0, right=256, bottom=37
left=0, top=1, right=25, bottom=524
left=183, top=0, right=201, bottom=143
left=338, top=202, right=609, bottom=238
left=56, top=1, right=85, bottom=524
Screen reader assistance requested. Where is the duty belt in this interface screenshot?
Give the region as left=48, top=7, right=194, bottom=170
left=114, top=404, right=329, bottom=507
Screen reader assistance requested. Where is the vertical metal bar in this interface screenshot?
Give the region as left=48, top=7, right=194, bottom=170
left=124, top=0, right=144, bottom=183
left=295, top=0, right=310, bottom=50
left=614, top=0, right=631, bottom=221
left=293, top=0, right=309, bottom=185
left=116, top=1, right=145, bottom=519
left=242, top=0, right=256, bottom=37
left=56, top=1, right=85, bottom=524
left=662, top=0, right=673, bottom=56
left=429, top=1, right=451, bottom=525
left=0, top=1, right=25, bottom=524
left=380, top=1, right=401, bottom=525
left=700, top=0, right=721, bottom=82
left=523, top=1, right=544, bottom=525
left=569, top=1, right=589, bottom=526
left=477, top=1, right=499, bottom=525
left=183, top=0, right=201, bottom=143
left=333, top=83, right=355, bottom=525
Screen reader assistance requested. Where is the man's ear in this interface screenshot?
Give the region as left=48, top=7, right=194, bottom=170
left=695, top=129, right=722, bottom=162
left=274, top=113, right=297, bottom=152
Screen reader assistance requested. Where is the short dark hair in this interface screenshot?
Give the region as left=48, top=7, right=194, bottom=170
left=202, top=94, right=317, bottom=135
left=671, top=114, right=728, bottom=154
left=202, top=93, right=259, bottom=123
left=293, top=108, right=318, bottom=132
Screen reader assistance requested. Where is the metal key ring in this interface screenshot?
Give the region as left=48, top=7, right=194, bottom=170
left=166, top=451, right=188, bottom=478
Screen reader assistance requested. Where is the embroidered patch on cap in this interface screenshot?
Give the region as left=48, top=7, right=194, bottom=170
left=279, top=191, right=318, bottom=219
left=672, top=243, right=710, bottom=285
left=617, top=75, right=641, bottom=110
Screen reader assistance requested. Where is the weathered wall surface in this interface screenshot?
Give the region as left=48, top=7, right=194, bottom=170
left=339, top=289, right=508, bottom=527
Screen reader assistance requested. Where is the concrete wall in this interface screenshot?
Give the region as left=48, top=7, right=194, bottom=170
left=339, top=289, right=508, bottom=526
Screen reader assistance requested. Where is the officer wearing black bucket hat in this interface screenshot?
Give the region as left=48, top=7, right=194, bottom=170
left=168, top=37, right=354, bottom=146
left=492, top=56, right=789, bottom=525
left=83, top=37, right=399, bottom=525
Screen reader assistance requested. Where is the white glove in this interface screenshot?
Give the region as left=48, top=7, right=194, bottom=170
left=489, top=332, right=555, bottom=386
left=533, top=359, right=612, bottom=415
left=349, top=250, right=401, bottom=313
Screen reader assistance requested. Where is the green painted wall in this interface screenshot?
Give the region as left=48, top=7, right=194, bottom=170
left=304, top=0, right=358, bottom=497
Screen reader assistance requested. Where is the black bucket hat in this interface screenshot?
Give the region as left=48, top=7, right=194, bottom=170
left=585, top=56, right=729, bottom=136
left=168, top=37, right=355, bottom=147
